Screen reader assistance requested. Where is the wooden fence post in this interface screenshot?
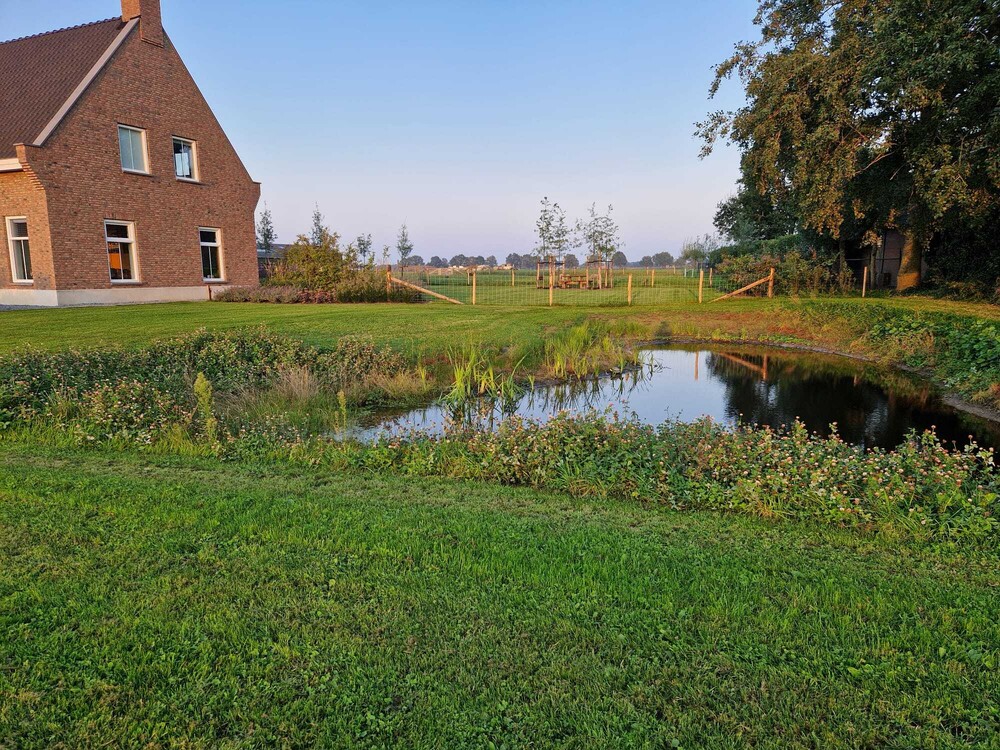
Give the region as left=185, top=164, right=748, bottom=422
left=651, top=268, right=655, bottom=288
left=386, top=266, right=392, bottom=302
left=862, top=266, right=869, bottom=298
left=767, top=267, right=775, bottom=298
left=549, top=272, right=554, bottom=307
left=511, top=268, right=515, bottom=287
left=698, top=268, right=704, bottom=303
left=709, top=267, right=713, bottom=287
left=627, top=274, right=633, bottom=305
left=472, top=270, right=477, bottom=305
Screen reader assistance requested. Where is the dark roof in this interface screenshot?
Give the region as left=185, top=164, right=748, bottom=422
left=0, top=18, right=125, bottom=159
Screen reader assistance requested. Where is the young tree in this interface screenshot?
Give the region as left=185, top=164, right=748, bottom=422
left=309, top=204, right=331, bottom=246
left=355, top=233, right=373, bottom=264
left=698, top=0, right=1000, bottom=289
left=396, top=223, right=414, bottom=266
left=578, top=204, right=622, bottom=263
left=535, top=197, right=572, bottom=259
left=256, top=204, right=276, bottom=252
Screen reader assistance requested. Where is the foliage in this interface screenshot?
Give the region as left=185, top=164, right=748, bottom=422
left=576, top=203, right=621, bottom=264
left=269, top=230, right=358, bottom=291
left=699, top=0, right=1000, bottom=289
left=335, top=412, right=999, bottom=548
left=355, top=232, right=374, bottom=264
left=396, top=222, right=414, bottom=266
left=535, top=196, right=573, bottom=259
left=255, top=204, right=277, bottom=253
left=717, top=250, right=854, bottom=296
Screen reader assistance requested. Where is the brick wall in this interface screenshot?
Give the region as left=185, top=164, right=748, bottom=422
left=0, top=165, right=55, bottom=290
left=24, top=24, right=260, bottom=293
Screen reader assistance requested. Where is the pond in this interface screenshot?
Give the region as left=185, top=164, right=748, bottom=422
left=352, top=346, right=1000, bottom=451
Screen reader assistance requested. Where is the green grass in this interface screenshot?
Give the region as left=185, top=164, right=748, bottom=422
left=1, top=295, right=996, bottom=357
left=1, top=442, right=998, bottom=748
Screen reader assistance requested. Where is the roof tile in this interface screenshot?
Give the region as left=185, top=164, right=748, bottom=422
left=0, top=18, right=125, bottom=159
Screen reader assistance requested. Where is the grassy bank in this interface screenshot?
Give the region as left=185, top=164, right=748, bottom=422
left=1, top=296, right=997, bottom=407
left=1, top=443, right=998, bottom=748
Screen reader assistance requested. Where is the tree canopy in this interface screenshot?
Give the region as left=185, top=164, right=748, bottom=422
left=700, top=0, right=1000, bottom=289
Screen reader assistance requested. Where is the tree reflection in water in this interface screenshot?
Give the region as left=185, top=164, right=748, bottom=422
left=353, top=347, right=999, bottom=451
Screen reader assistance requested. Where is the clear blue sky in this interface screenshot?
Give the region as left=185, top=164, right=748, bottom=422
left=2, top=0, right=756, bottom=261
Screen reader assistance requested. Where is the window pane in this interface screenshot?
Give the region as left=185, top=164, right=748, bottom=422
left=108, top=243, right=134, bottom=281
left=199, top=229, right=217, bottom=244
left=10, top=220, right=28, bottom=238
left=119, top=127, right=145, bottom=172
left=202, top=245, right=221, bottom=279
left=173, top=140, right=193, bottom=178
left=106, top=223, right=130, bottom=239
left=132, top=130, right=146, bottom=172
left=13, top=239, right=31, bottom=280
left=119, top=127, right=133, bottom=171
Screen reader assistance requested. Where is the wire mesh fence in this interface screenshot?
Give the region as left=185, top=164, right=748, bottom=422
left=390, top=265, right=791, bottom=306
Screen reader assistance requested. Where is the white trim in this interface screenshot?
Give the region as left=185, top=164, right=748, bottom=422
left=118, top=125, right=150, bottom=174
left=0, top=158, right=22, bottom=173
left=0, top=286, right=216, bottom=308
left=199, top=227, right=224, bottom=282
left=172, top=136, right=199, bottom=181
left=33, top=19, right=139, bottom=148
left=104, top=219, right=139, bottom=282
left=5, top=216, right=33, bottom=283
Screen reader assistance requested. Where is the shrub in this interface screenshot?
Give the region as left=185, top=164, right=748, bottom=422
left=716, top=250, right=855, bottom=296
left=323, top=413, right=999, bottom=548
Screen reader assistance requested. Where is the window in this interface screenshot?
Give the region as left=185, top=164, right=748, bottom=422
left=6, top=217, right=31, bottom=282
left=118, top=125, right=148, bottom=173
left=200, top=228, right=223, bottom=281
left=105, top=221, right=138, bottom=281
left=173, top=137, right=197, bottom=180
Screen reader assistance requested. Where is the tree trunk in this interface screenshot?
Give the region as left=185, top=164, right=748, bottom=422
left=896, top=226, right=925, bottom=291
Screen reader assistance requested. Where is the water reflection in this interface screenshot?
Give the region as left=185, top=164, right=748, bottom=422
left=352, top=346, right=1000, bottom=451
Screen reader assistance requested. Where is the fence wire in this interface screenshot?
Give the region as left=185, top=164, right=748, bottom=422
left=390, top=266, right=796, bottom=306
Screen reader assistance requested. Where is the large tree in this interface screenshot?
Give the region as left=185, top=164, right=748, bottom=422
left=699, top=0, right=1000, bottom=289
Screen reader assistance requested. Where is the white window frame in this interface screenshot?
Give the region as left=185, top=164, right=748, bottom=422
left=199, top=227, right=224, bottom=282
left=118, top=124, right=149, bottom=175
left=5, top=216, right=32, bottom=284
left=172, top=136, right=199, bottom=182
left=104, top=220, right=140, bottom=283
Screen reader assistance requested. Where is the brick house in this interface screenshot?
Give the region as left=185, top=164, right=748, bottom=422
left=0, top=0, right=260, bottom=306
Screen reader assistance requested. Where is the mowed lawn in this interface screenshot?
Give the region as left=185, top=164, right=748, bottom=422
left=1, top=296, right=998, bottom=357
left=1, top=444, right=998, bottom=748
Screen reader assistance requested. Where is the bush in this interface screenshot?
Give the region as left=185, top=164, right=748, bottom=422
left=213, top=273, right=420, bottom=304
left=325, top=412, right=999, bottom=548
left=213, top=285, right=302, bottom=303
left=716, top=250, right=855, bottom=296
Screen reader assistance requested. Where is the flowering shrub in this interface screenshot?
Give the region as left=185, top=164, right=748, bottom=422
left=45, top=380, right=191, bottom=445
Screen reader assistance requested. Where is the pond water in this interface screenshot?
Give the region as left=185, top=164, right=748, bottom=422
left=353, top=346, right=1000, bottom=451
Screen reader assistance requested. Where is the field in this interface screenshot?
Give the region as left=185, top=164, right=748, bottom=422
left=1, top=296, right=999, bottom=747
left=394, top=266, right=717, bottom=306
